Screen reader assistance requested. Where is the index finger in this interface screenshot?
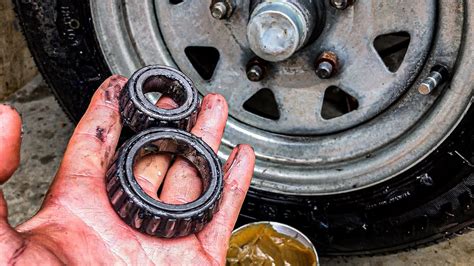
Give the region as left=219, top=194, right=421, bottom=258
left=53, top=75, right=127, bottom=186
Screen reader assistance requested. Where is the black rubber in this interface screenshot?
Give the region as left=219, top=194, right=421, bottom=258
left=14, top=0, right=474, bottom=255
left=120, top=65, right=200, bottom=132
left=106, top=128, right=223, bottom=238
left=238, top=107, right=474, bottom=255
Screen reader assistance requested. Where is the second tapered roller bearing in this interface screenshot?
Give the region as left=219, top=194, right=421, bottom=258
left=106, top=128, right=223, bottom=238
left=120, top=65, right=200, bottom=132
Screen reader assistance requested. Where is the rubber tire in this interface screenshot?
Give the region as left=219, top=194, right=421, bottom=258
left=14, top=0, right=474, bottom=255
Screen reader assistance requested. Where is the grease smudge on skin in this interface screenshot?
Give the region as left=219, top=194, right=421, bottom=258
left=95, top=127, right=106, bottom=142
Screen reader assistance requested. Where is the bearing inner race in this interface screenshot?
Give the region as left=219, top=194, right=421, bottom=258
left=131, top=66, right=199, bottom=119
left=142, top=75, right=187, bottom=107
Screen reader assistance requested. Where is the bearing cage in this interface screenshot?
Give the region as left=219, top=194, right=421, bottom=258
left=106, top=128, right=223, bottom=238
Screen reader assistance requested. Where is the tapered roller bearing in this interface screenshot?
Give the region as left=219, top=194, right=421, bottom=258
left=120, top=65, right=200, bottom=132
left=106, top=128, right=223, bottom=238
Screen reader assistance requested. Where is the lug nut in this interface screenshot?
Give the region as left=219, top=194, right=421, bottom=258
left=211, top=2, right=227, bottom=19
left=315, top=51, right=339, bottom=79
left=246, top=59, right=266, bottom=82
left=210, top=0, right=233, bottom=20
left=330, top=0, right=355, bottom=10
left=418, top=65, right=449, bottom=95
left=247, top=65, right=264, bottom=82
left=316, top=61, right=333, bottom=79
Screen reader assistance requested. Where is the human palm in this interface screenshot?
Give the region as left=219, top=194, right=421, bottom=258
left=0, top=76, right=255, bottom=265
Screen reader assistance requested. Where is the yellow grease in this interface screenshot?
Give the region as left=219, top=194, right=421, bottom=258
left=226, top=224, right=317, bottom=266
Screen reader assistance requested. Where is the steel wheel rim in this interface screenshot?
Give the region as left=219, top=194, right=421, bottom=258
left=91, top=0, right=473, bottom=195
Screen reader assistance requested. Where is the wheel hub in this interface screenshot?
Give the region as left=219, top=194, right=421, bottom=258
left=247, top=0, right=318, bottom=62
left=91, top=0, right=471, bottom=194
left=153, top=1, right=434, bottom=135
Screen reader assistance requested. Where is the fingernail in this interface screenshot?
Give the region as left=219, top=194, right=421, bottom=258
left=0, top=103, right=18, bottom=113
left=201, top=94, right=226, bottom=112
left=102, top=75, right=128, bottom=103
left=0, top=104, right=23, bottom=139
left=0, top=103, right=22, bottom=121
left=201, top=96, right=214, bottom=111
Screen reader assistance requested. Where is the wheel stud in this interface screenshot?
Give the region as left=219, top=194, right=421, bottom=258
left=315, top=51, right=339, bottom=79
left=316, top=61, right=333, bottom=79
left=210, top=1, right=232, bottom=20
left=330, top=0, right=355, bottom=10
left=246, top=59, right=266, bottom=82
left=418, top=65, right=449, bottom=95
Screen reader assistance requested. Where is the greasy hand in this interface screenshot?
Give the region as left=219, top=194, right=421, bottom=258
left=0, top=76, right=255, bottom=265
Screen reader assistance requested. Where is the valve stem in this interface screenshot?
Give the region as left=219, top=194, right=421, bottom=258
left=418, top=65, right=449, bottom=95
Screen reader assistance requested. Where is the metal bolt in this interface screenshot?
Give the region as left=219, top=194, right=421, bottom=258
left=315, top=61, right=333, bottom=79
left=418, top=65, right=449, bottom=95
left=315, top=51, right=339, bottom=79
left=247, top=64, right=264, bottom=82
left=330, top=0, right=355, bottom=10
left=211, top=2, right=227, bottom=19
left=246, top=58, right=267, bottom=82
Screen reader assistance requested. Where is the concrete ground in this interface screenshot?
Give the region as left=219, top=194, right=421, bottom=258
left=1, top=76, right=473, bottom=265
left=0, top=0, right=38, bottom=99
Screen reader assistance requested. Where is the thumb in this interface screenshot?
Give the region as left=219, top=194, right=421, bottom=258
left=0, top=189, right=26, bottom=264
left=0, top=104, right=22, bottom=184
left=0, top=105, right=26, bottom=263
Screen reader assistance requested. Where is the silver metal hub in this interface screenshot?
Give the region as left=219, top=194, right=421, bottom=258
left=247, top=1, right=315, bottom=62
left=91, top=0, right=472, bottom=195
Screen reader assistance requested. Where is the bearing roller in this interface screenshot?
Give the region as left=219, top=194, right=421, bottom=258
left=120, top=65, right=200, bottom=132
left=106, top=128, right=223, bottom=238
